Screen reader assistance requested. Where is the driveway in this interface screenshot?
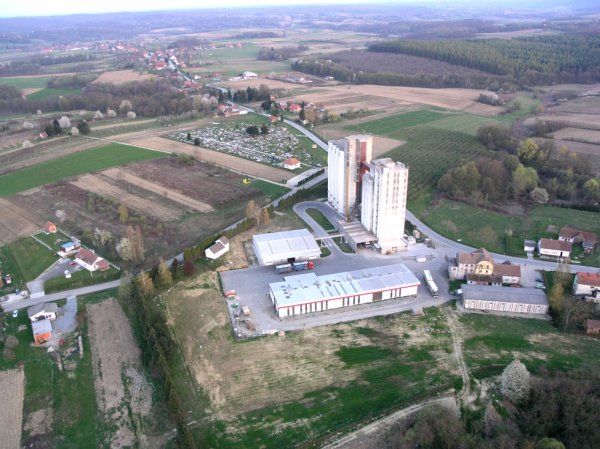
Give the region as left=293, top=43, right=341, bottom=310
left=47, top=295, right=78, bottom=347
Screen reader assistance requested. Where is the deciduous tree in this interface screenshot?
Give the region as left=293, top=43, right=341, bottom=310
left=157, top=258, right=173, bottom=289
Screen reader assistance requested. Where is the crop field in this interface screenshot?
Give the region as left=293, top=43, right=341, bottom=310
left=0, top=75, right=54, bottom=89
left=26, top=87, right=82, bottom=100
left=0, top=144, right=165, bottom=196
left=165, top=274, right=460, bottom=448
left=550, top=127, right=600, bottom=145
left=549, top=95, right=600, bottom=115
left=422, top=199, right=600, bottom=262
left=0, top=369, right=24, bottom=449
left=346, top=109, right=449, bottom=134
left=0, top=198, right=42, bottom=244
left=92, top=69, right=154, bottom=84
left=523, top=113, right=600, bottom=131
left=461, top=313, right=600, bottom=379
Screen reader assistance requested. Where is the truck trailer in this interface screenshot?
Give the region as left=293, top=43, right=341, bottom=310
left=275, top=261, right=314, bottom=273
left=423, top=270, right=439, bottom=297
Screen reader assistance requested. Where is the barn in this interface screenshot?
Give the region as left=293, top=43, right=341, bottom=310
left=462, top=285, right=548, bottom=315
left=269, top=263, right=420, bottom=318
left=252, top=229, right=320, bottom=266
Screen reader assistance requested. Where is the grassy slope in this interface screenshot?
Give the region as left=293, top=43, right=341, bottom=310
left=0, top=76, right=54, bottom=89
left=27, top=87, right=82, bottom=99
left=8, top=238, right=58, bottom=281
left=0, top=143, right=165, bottom=196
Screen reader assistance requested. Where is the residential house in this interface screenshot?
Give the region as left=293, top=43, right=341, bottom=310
left=44, top=221, right=57, bottom=234
left=559, top=226, right=597, bottom=254
left=585, top=319, right=600, bottom=335
left=572, top=272, right=600, bottom=299
left=75, top=248, right=110, bottom=272
left=242, top=71, right=258, bottom=80
left=205, top=237, right=230, bottom=260
left=270, top=115, right=279, bottom=123
left=448, top=248, right=494, bottom=280
left=493, top=261, right=521, bottom=285
left=282, top=157, right=301, bottom=170
left=27, top=302, right=58, bottom=322
left=59, top=240, right=81, bottom=254
left=32, top=319, right=53, bottom=344
left=538, top=238, right=571, bottom=260
left=524, top=240, right=536, bottom=253
left=288, top=104, right=302, bottom=113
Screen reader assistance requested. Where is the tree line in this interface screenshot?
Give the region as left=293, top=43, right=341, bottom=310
left=257, top=45, right=307, bottom=61
left=368, top=35, right=600, bottom=86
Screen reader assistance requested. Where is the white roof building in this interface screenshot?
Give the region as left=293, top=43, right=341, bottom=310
left=242, top=71, right=258, bottom=79
left=205, top=236, right=230, bottom=260
left=252, top=229, right=321, bottom=266
left=269, top=263, right=420, bottom=318
left=361, top=158, right=408, bottom=254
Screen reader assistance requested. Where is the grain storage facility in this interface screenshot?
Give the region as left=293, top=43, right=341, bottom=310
left=462, top=284, right=548, bottom=315
left=252, top=228, right=321, bottom=266
left=269, top=263, right=420, bottom=317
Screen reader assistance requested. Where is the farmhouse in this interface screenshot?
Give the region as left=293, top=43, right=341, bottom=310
left=242, top=71, right=258, bottom=80
left=27, top=302, right=58, bottom=322
left=586, top=319, right=600, bottom=335
left=205, top=236, right=230, bottom=260
left=44, top=221, right=57, bottom=234
left=492, top=261, right=521, bottom=285
left=269, top=263, right=420, bottom=318
left=59, top=240, right=81, bottom=254
left=282, top=157, right=301, bottom=170
left=448, top=248, right=494, bottom=280
left=572, top=272, right=600, bottom=299
left=559, top=226, right=597, bottom=254
left=538, top=238, right=571, bottom=260
left=252, top=228, right=320, bottom=266
left=75, top=248, right=110, bottom=272
left=32, top=319, right=53, bottom=344
left=461, top=285, right=549, bottom=315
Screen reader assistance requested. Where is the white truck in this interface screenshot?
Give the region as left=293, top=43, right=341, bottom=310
left=423, top=270, right=439, bottom=297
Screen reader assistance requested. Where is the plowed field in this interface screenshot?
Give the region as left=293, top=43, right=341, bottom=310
left=0, top=198, right=41, bottom=243
left=0, top=369, right=25, bottom=449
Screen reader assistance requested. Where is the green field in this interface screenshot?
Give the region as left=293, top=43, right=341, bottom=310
left=27, top=87, right=82, bottom=100
left=244, top=179, right=289, bottom=199
left=0, top=75, right=54, bottom=89
left=462, top=313, right=600, bottom=379
left=307, top=207, right=336, bottom=231
left=7, top=238, right=58, bottom=281
left=44, top=267, right=120, bottom=294
left=423, top=199, right=600, bottom=263
left=347, top=109, right=448, bottom=134
left=0, top=143, right=165, bottom=196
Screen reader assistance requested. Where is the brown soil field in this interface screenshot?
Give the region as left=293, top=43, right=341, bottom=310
left=332, top=50, right=495, bottom=77
left=128, top=136, right=293, bottom=182
left=91, top=118, right=157, bottom=131
left=166, top=273, right=454, bottom=419
left=102, top=168, right=214, bottom=212
left=92, top=70, right=154, bottom=84
left=71, top=174, right=187, bottom=220
left=87, top=298, right=154, bottom=449
left=0, top=198, right=42, bottom=244
left=0, top=369, right=25, bottom=449
left=547, top=95, right=600, bottom=115
left=550, top=127, right=600, bottom=145
left=124, top=158, right=262, bottom=207
left=22, top=88, right=44, bottom=95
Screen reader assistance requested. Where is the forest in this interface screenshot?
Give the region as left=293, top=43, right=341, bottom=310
left=368, top=36, right=600, bottom=86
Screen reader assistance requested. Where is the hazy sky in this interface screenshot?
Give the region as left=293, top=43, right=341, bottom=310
left=0, top=0, right=428, bottom=18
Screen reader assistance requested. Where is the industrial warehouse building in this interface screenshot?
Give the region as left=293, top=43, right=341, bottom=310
left=269, top=263, right=420, bottom=318
left=462, top=285, right=549, bottom=315
left=252, top=228, right=321, bottom=266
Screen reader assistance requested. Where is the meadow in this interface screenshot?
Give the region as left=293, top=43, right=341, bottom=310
left=0, top=75, right=54, bottom=89
left=0, top=143, right=165, bottom=196
left=26, top=87, right=82, bottom=100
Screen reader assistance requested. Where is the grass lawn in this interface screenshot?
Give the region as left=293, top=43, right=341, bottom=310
left=423, top=199, right=600, bottom=263
left=245, top=179, right=289, bottom=200
left=44, top=267, right=121, bottom=294
left=0, top=143, right=165, bottom=196
left=27, top=87, right=82, bottom=100
left=0, top=297, right=99, bottom=449
left=461, top=313, right=600, bottom=379
left=307, top=208, right=336, bottom=231
left=0, top=75, right=54, bottom=89
left=8, top=238, right=58, bottom=281
left=0, top=244, right=24, bottom=293
left=346, top=109, right=448, bottom=134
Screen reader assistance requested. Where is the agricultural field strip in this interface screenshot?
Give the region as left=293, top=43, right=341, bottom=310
left=129, top=136, right=293, bottom=183
left=550, top=127, right=600, bottom=144
left=91, top=70, right=154, bottom=84
left=524, top=114, right=600, bottom=131
left=0, top=198, right=42, bottom=244
left=70, top=174, right=186, bottom=219
left=102, top=168, right=214, bottom=212
left=0, top=369, right=25, bottom=449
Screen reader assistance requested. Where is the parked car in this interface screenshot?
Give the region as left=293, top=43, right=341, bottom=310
left=12, top=310, right=18, bottom=318
left=69, top=261, right=77, bottom=266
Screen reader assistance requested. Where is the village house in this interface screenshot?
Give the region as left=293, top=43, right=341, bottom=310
left=74, top=248, right=110, bottom=272
left=282, top=157, right=301, bottom=170
left=493, top=261, right=521, bottom=285
left=448, top=248, right=494, bottom=280
left=524, top=239, right=536, bottom=253
left=288, top=104, right=302, bottom=113
left=44, top=221, right=57, bottom=234
left=205, top=236, right=230, bottom=260
left=538, top=238, right=571, bottom=260
left=32, top=319, right=53, bottom=344
left=59, top=239, right=81, bottom=255
left=585, top=319, right=600, bottom=335
left=572, top=272, right=600, bottom=300
left=242, top=71, right=258, bottom=80
left=27, top=302, right=58, bottom=322
left=559, top=226, right=597, bottom=254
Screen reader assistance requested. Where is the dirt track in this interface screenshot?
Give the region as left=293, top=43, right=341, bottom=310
left=0, top=369, right=25, bottom=449
left=0, top=198, right=42, bottom=244
left=102, top=167, right=214, bottom=212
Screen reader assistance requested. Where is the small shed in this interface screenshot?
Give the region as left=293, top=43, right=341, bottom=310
left=586, top=319, right=600, bottom=335
left=205, top=237, right=230, bottom=260
left=282, top=157, right=301, bottom=170
left=32, top=319, right=53, bottom=344
left=44, top=221, right=57, bottom=234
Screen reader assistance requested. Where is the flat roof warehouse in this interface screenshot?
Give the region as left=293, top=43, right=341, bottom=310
left=253, top=228, right=321, bottom=266
left=270, top=263, right=420, bottom=311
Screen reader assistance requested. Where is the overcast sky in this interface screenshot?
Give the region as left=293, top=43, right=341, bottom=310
left=0, top=0, right=433, bottom=18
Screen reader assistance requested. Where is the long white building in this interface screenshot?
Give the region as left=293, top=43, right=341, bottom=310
left=252, top=229, right=321, bottom=266
left=327, top=135, right=373, bottom=219
left=361, top=158, right=409, bottom=253
left=269, top=263, right=420, bottom=318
